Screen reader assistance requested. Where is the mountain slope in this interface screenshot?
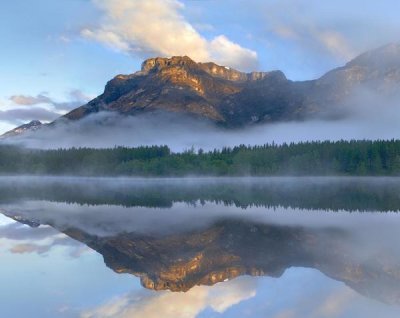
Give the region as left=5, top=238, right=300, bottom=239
left=1, top=120, right=42, bottom=139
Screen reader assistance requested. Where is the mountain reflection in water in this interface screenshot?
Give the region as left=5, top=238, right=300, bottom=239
left=1, top=176, right=400, bottom=316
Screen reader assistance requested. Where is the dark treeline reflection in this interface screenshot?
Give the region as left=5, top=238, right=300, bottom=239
left=2, top=176, right=400, bottom=212
left=2, top=140, right=400, bottom=176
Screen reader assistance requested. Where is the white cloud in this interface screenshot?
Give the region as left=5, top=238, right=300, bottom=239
left=81, top=277, right=257, bottom=318
left=10, top=94, right=52, bottom=106
left=0, top=90, right=92, bottom=131
left=0, top=220, right=90, bottom=258
left=9, top=90, right=92, bottom=111
left=0, top=107, right=60, bottom=124
left=210, top=35, right=258, bottom=71
left=272, top=23, right=354, bottom=60
left=312, top=288, right=355, bottom=317
left=82, top=0, right=258, bottom=71
left=313, top=30, right=354, bottom=60
left=10, top=243, right=51, bottom=254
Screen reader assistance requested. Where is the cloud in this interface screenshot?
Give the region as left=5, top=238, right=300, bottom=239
left=0, top=107, right=60, bottom=125
left=10, top=94, right=52, bottom=106
left=8, top=236, right=88, bottom=257
left=0, top=220, right=90, bottom=258
left=313, top=30, right=354, bottom=60
left=273, top=23, right=354, bottom=60
left=81, top=277, right=257, bottom=318
left=1, top=90, right=92, bottom=127
left=6, top=86, right=400, bottom=152
left=209, top=35, right=258, bottom=71
left=9, top=90, right=92, bottom=111
left=273, top=311, right=296, bottom=318
left=82, top=0, right=258, bottom=71
left=312, top=288, right=355, bottom=317
left=0, top=222, right=59, bottom=241
left=257, top=0, right=400, bottom=64
left=10, top=243, right=51, bottom=254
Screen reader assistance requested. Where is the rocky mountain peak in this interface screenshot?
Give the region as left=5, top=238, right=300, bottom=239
left=141, top=56, right=197, bottom=73
left=28, top=120, right=42, bottom=126
left=1, top=120, right=43, bottom=138
left=199, top=62, right=249, bottom=81
left=140, top=56, right=279, bottom=83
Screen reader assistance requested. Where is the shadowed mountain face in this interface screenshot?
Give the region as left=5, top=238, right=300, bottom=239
left=2, top=43, right=400, bottom=138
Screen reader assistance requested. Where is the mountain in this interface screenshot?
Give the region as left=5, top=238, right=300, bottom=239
left=2, top=43, right=400, bottom=137
left=1, top=120, right=42, bottom=138
left=63, top=56, right=297, bottom=126
left=62, top=42, right=400, bottom=125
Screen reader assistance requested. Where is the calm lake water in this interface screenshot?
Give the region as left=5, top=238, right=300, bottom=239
left=1, top=176, right=400, bottom=318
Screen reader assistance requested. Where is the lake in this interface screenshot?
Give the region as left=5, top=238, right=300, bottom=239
left=1, top=176, right=400, bottom=317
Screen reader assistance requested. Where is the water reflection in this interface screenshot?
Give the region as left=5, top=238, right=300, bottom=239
left=1, top=177, right=400, bottom=317
left=1, top=176, right=400, bottom=211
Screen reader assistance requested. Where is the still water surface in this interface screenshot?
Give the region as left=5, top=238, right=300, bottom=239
left=1, top=177, right=400, bottom=317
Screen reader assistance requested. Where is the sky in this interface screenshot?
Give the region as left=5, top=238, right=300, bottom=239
left=0, top=0, right=399, bottom=134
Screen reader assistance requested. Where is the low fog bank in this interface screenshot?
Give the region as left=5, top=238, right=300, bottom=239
left=3, top=89, right=400, bottom=151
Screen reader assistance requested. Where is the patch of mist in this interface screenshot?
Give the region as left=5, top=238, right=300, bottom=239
left=1, top=85, right=400, bottom=151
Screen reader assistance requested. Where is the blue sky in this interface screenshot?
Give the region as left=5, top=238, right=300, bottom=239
left=0, top=0, right=399, bottom=133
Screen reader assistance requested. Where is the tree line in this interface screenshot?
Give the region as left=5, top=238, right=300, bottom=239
left=1, top=140, right=400, bottom=176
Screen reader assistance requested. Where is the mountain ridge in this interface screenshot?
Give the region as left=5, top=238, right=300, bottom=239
left=3, top=42, right=400, bottom=138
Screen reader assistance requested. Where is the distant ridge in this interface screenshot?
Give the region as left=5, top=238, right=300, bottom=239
left=1, top=120, right=42, bottom=138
